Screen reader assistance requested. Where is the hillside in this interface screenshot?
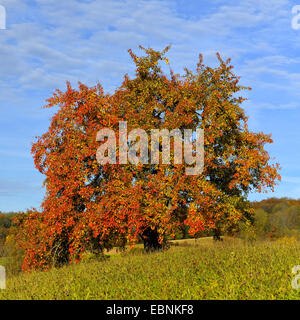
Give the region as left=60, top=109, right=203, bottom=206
left=1, top=237, right=300, bottom=300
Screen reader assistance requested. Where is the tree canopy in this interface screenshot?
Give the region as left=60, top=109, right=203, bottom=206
left=14, top=46, right=281, bottom=271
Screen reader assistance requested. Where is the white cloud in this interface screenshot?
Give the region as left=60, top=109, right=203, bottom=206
left=282, top=176, right=300, bottom=184
left=246, top=101, right=298, bottom=110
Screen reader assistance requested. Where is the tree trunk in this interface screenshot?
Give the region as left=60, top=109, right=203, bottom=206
left=142, top=227, right=164, bottom=252
left=213, top=227, right=223, bottom=241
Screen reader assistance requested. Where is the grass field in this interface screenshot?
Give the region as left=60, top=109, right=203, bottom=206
left=1, top=237, right=300, bottom=300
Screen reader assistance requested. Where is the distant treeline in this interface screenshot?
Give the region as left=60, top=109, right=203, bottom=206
left=239, top=197, right=300, bottom=241
left=0, top=212, right=19, bottom=250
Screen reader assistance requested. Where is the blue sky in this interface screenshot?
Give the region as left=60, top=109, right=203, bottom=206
left=0, top=0, right=300, bottom=212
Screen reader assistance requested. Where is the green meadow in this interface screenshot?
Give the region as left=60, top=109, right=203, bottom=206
left=1, top=237, right=300, bottom=300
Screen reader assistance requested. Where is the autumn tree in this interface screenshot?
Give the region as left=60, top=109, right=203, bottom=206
left=15, top=46, right=280, bottom=271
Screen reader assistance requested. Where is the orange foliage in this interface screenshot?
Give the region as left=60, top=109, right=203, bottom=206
left=14, top=46, right=281, bottom=271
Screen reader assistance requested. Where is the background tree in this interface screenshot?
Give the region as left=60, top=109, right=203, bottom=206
left=15, top=46, right=281, bottom=271
left=0, top=213, right=11, bottom=256
left=237, top=198, right=300, bottom=240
